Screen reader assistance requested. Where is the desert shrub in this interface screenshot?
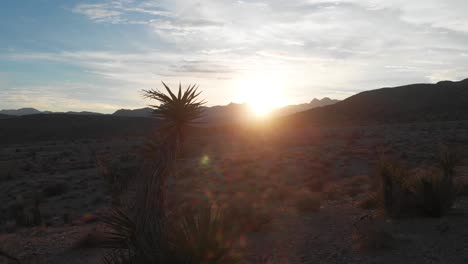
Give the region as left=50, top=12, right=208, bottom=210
left=305, top=177, right=323, bottom=192
left=74, top=228, right=107, bottom=249
left=43, top=182, right=68, bottom=197
left=295, top=192, right=321, bottom=214
left=97, top=155, right=135, bottom=206
left=322, top=184, right=343, bottom=201
left=222, top=201, right=272, bottom=233
left=376, top=159, right=412, bottom=217
left=8, top=194, right=42, bottom=228
left=102, top=205, right=240, bottom=264
left=345, top=185, right=363, bottom=198
left=376, top=148, right=458, bottom=218
left=0, top=248, right=20, bottom=264
left=455, top=177, right=468, bottom=197
left=352, top=215, right=395, bottom=252
left=411, top=154, right=457, bottom=217
left=359, top=193, right=380, bottom=210
left=0, top=160, right=19, bottom=181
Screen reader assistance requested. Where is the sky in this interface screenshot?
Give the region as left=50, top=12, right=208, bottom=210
left=1, top=0, right=468, bottom=113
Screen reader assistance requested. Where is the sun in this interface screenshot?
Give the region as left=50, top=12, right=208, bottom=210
left=232, top=71, right=285, bottom=117
left=248, top=99, right=278, bottom=117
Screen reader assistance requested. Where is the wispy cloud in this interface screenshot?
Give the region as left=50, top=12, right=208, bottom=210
left=2, top=0, right=468, bottom=112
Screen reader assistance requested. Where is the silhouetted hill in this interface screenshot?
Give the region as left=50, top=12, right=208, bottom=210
left=64, top=111, right=103, bottom=115
left=0, top=108, right=103, bottom=116
left=113, top=107, right=153, bottom=117
left=0, top=107, right=42, bottom=116
left=274, top=98, right=339, bottom=116
left=0, top=114, right=158, bottom=144
left=288, top=78, right=468, bottom=126
left=199, top=103, right=252, bottom=124
left=112, top=99, right=339, bottom=123
left=0, top=114, right=12, bottom=119
left=113, top=104, right=252, bottom=124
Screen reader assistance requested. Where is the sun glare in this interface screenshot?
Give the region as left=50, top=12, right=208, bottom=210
left=233, top=71, right=285, bottom=117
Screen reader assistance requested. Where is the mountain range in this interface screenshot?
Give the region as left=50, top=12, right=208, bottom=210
left=0, top=97, right=339, bottom=123
left=2, top=79, right=468, bottom=144
left=287, top=79, right=468, bottom=126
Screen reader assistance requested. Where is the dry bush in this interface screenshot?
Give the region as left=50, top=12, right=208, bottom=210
left=352, top=215, right=395, bottom=252
left=348, top=175, right=369, bottom=187
left=358, top=193, right=379, bottom=210
left=305, top=177, right=324, bottom=192
left=376, top=159, right=412, bottom=217
left=74, top=228, right=108, bottom=249
left=0, top=160, right=19, bottom=181
left=295, top=191, right=321, bottom=214
left=455, top=176, right=468, bottom=197
left=222, top=199, right=272, bottom=233
left=43, top=182, right=68, bottom=197
left=96, top=154, right=136, bottom=206
left=345, top=185, right=362, bottom=198
left=322, top=184, right=343, bottom=201
left=0, top=248, right=20, bottom=264
left=8, top=193, right=42, bottom=228
left=411, top=167, right=456, bottom=217
left=376, top=148, right=458, bottom=218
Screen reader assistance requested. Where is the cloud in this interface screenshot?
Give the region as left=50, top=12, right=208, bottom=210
left=73, top=3, right=124, bottom=23
left=4, top=0, right=468, bottom=112
left=0, top=83, right=139, bottom=113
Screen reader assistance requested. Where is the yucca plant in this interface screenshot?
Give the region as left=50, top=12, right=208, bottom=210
left=136, top=82, right=206, bottom=230
left=143, top=82, right=205, bottom=152
left=102, top=206, right=239, bottom=264
left=101, top=82, right=242, bottom=264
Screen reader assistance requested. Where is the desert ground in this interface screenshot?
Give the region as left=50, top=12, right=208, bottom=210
left=1, top=119, right=468, bottom=263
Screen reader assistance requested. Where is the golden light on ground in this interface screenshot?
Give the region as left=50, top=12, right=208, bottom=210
left=232, top=70, right=285, bottom=117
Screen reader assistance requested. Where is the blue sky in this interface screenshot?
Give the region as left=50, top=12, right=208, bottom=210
left=1, top=0, right=468, bottom=113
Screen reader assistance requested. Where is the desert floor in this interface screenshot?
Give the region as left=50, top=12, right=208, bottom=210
left=2, top=120, right=468, bottom=264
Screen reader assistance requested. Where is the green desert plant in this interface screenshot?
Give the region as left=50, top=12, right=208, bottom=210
left=375, top=148, right=458, bottom=218
left=102, top=205, right=239, bottom=264
left=376, top=159, right=412, bottom=217
left=142, top=82, right=205, bottom=148
left=412, top=149, right=458, bottom=217
left=138, top=82, right=206, bottom=211
left=102, top=82, right=235, bottom=264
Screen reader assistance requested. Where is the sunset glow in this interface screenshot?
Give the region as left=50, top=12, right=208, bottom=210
left=233, top=71, right=285, bottom=117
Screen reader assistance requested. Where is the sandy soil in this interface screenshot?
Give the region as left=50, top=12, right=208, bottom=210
left=2, top=120, right=468, bottom=263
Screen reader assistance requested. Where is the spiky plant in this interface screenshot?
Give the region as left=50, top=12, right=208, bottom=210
left=136, top=82, right=205, bottom=215
left=102, top=206, right=239, bottom=264
left=137, top=82, right=206, bottom=225
left=101, top=82, right=239, bottom=264
left=142, top=82, right=205, bottom=152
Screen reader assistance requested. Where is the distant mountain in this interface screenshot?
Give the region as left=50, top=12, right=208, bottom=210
left=113, top=103, right=253, bottom=124
left=199, top=103, right=252, bottom=124
left=64, top=111, right=103, bottom=115
left=111, top=99, right=340, bottom=124
left=3, top=98, right=338, bottom=123
left=0, top=108, right=103, bottom=116
left=113, top=107, right=153, bottom=117
left=287, top=78, right=468, bottom=126
left=0, top=114, right=12, bottom=119
left=0, top=108, right=42, bottom=116
left=275, top=97, right=339, bottom=116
